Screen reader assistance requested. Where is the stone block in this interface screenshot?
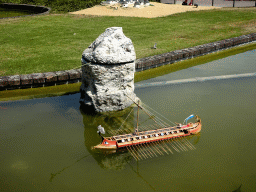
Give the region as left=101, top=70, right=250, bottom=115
left=31, top=73, right=45, bottom=84
left=232, top=37, right=239, bottom=46
left=213, top=42, right=221, bottom=50
left=135, top=59, right=143, bottom=69
left=173, top=50, right=183, bottom=59
left=244, top=35, right=250, bottom=43
left=151, top=56, right=159, bottom=66
left=240, top=35, right=249, bottom=43
left=136, top=62, right=142, bottom=69
left=224, top=39, right=233, bottom=48
left=237, top=37, right=243, bottom=45
left=207, top=43, right=216, bottom=52
left=144, top=58, right=153, bottom=68
left=193, top=46, right=201, bottom=54
left=0, top=76, right=8, bottom=87
left=178, top=50, right=184, bottom=59
left=165, top=52, right=173, bottom=62
left=190, top=47, right=200, bottom=56
left=204, top=45, right=211, bottom=53
left=56, top=71, right=69, bottom=81
left=76, top=68, right=82, bottom=76
left=184, top=48, right=194, bottom=56
left=171, top=52, right=178, bottom=60
left=44, top=72, right=57, bottom=83
left=158, top=53, right=167, bottom=63
left=152, top=55, right=164, bottom=66
left=196, top=45, right=206, bottom=54
left=181, top=49, right=190, bottom=58
left=239, top=36, right=244, bottom=44
left=157, top=54, right=166, bottom=64
left=217, top=41, right=225, bottom=49
left=250, top=33, right=256, bottom=41
left=229, top=38, right=234, bottom=46
left=7, top=75, right=20, bottom=86
left=68, top=69, right=81, bottom=80
left=203, top=44, right=212, bottom=53
left=245, top=34, right=253, bottom=42
left=20, top=74, right=33, bottom=85
left=186, top=49, right=193, bottom=57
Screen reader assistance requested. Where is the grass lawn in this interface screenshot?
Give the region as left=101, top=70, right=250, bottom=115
left=0, top=7, right=255, bottom=76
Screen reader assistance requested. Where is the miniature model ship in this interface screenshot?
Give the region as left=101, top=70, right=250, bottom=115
left=93, top=100, right=201, bottom=151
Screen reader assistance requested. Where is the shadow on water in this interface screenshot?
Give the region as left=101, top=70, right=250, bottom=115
left=79, top=104, right=160, bottom=191
left=232, top=184, right=242, bottom=192
left=49, top=154, right=91, bottom=182
left=49, top=104, right=135, bottom=182
left=49, top=101, right=201, bottom=185
left=80, top=104, right=136, bottom=170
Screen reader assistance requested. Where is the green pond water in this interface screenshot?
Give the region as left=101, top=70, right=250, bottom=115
left=0, top=7, right=38, bottom=18
left=0, top=50, right=256, bottom=192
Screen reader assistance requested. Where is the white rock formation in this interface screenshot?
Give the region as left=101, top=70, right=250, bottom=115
left=101, top=0, right=118, bottom=5
left=82, top=27, right=136, bottom=64
left=80, top=27, right=139, bottom=113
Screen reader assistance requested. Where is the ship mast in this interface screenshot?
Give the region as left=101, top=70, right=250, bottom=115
left=125, top=94, right=162, bottom=132
left=136, top=100, right=140, bottom=134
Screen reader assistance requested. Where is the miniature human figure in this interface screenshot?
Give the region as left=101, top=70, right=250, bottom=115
left=97, top=125, right=105, bottom=142
left=195, top=115, right=201, bottom=123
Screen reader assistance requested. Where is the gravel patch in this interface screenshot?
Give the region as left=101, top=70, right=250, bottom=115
left=69, top=2, right=221, bottom=18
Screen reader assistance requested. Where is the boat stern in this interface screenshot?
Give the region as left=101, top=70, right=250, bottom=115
left=93, top=138, right=117, bottom=150
left=190, top=122, right=201, bottom=134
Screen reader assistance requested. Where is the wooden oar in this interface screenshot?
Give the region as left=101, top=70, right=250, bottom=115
left=145, top=143, right=158, bottom=157
left=127, top=146, right=139, bottom=161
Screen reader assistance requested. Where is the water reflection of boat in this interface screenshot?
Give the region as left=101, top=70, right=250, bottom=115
left=81, top=106, right=135, bottom=169
left=94, top=99, right=201, bottom=151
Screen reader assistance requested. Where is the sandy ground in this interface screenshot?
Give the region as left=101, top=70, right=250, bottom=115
left=70, top=2, right=221, bottom=18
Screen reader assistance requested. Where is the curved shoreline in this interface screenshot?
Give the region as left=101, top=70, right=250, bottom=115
left=0, top=33, right=255, bottom=91
left=0, top=3, right=51, bottom=19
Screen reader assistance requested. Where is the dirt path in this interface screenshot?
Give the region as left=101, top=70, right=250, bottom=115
left=70, top=2, right=220, bottom=18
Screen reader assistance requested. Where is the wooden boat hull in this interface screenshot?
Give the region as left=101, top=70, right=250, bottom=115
left=93, top=139, right=117, bottom=150
left=93, top=122, right=201, bottom=150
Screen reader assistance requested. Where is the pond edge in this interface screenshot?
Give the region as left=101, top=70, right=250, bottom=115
left=0, top=3, right=51, bottom=19
left=0, top=33, right=255, bottom=91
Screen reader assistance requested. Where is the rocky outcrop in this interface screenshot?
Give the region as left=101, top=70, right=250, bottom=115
left=80, top=27, right=139, bottom=113
left=82, top=27, right=136, bottom=64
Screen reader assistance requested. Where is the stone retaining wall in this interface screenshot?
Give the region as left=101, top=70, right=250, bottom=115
left=135, top=33, right=256, bottom=72
left=0, top=33, right=255, bottom=91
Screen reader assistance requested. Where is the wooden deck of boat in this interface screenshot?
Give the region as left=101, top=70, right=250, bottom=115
left=112, top=123, right=199, bottom=148
left=112, top=125, right=192, bottom=140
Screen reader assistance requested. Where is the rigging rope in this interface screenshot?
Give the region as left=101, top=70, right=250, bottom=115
left=118, top=107, right=134, bottom=130
left=142, top=103, right=176, bottom=126
left=140, top=105, right=170, bottom=128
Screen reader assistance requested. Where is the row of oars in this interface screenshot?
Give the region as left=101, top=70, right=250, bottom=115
left=126, top=138, right=196, bottom=161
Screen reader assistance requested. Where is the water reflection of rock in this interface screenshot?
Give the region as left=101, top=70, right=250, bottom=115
left=80, top=105, right=135, bottom=170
